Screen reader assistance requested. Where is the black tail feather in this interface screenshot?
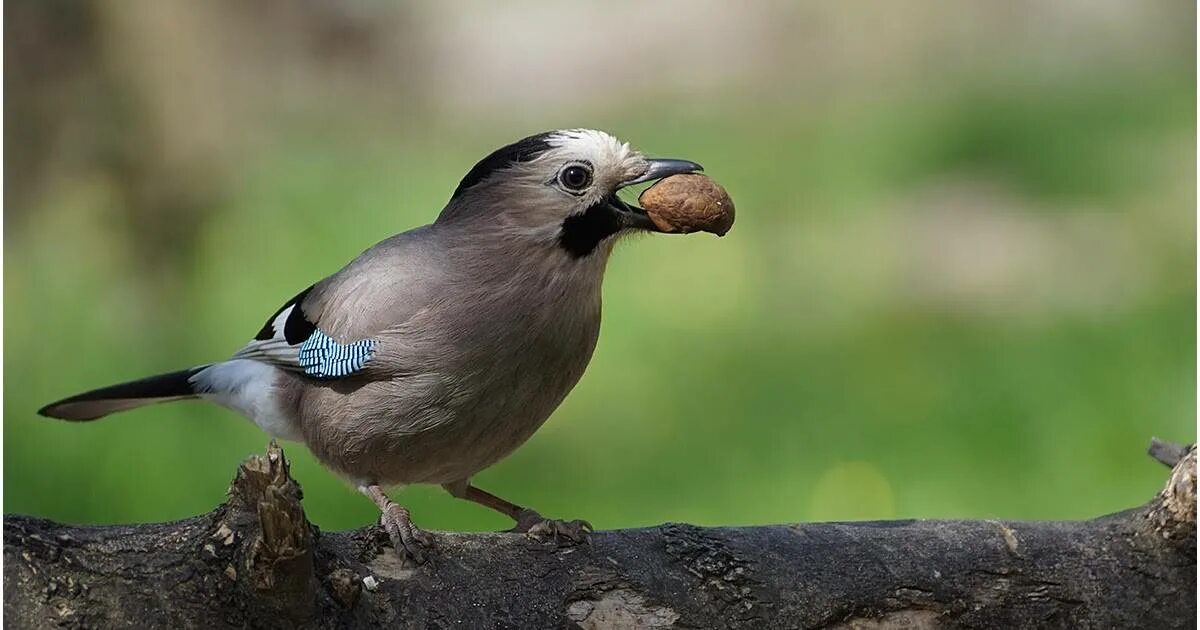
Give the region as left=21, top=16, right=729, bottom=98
left=38, top=368, right=203, bottom=421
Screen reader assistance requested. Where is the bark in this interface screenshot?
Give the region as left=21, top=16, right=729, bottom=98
left=4, top=440, right=1195, bottom=630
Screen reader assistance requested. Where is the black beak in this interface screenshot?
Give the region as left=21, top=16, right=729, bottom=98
left=609, top=158, right=704, bottom=230
left=622, top=158, right=705, bottom=187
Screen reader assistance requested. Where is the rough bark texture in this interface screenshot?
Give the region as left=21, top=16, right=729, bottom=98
left=4, top=441, right=1195, bottom=629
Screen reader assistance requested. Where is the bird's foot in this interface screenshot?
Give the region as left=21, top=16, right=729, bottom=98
left=511, top=508, right=592, bottom=545
left=380, top=503, right=434, bottom=564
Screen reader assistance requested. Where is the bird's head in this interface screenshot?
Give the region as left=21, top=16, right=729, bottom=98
left=438, top=129, right=702, bottom=258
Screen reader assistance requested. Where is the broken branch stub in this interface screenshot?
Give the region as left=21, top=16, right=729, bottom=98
left=223, top=440, right=318, bottom=623
left=1143, top=443, right=1197, bottom=547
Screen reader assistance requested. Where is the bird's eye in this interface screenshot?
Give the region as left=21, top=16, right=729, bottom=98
left=558, top=164, right=593, bottom=191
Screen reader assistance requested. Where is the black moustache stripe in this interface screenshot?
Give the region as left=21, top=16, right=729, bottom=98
left=558, top=200, right=622, bottom=258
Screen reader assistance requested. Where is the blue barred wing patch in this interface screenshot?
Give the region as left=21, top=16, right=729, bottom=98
left=297, top=330, right=376, bottom=379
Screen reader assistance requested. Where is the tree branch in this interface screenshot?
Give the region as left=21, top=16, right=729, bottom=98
left=4, top=441, right=1195, bottom=629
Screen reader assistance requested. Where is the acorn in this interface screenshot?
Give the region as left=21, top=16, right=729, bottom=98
left=638, top=174, right=735, bottom=236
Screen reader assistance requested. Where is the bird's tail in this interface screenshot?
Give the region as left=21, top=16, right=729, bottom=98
left=38, top=367, right=208, bottom=421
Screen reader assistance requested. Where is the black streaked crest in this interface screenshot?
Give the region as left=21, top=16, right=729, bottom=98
left=451, top=132, right=555, bottom=200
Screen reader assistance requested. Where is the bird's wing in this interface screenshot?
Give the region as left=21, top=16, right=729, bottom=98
left=233, top=284, right=377, bottom=379
left=230, top=228, right=444, bottom=380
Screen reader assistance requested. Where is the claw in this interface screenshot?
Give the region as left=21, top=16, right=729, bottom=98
left=512, top=508, right=592, bottom=545
left=380, top=503, right=433, bottom=564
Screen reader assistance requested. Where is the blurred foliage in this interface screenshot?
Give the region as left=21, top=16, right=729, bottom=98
left=4, top=1, right=1195, bottom=533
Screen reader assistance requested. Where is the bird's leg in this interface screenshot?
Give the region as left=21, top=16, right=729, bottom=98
left=444, top=482, right=592, bottom=544
left=359, top=484, right=434, bottom=563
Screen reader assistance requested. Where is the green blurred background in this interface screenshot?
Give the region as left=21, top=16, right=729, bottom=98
left=5, top=2, right=1195, bottom=533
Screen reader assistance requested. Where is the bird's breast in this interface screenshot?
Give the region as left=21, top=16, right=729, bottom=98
left=296, top=264, right=607, bottom=485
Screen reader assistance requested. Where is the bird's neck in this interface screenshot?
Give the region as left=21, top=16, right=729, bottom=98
left=436, top=221, right=616, bottom=289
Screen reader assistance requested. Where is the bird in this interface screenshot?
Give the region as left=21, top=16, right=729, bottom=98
left=38, top=129, right=705, bottom=562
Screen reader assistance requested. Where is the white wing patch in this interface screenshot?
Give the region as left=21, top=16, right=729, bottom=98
left=235, top=305, right=303, bottom=366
